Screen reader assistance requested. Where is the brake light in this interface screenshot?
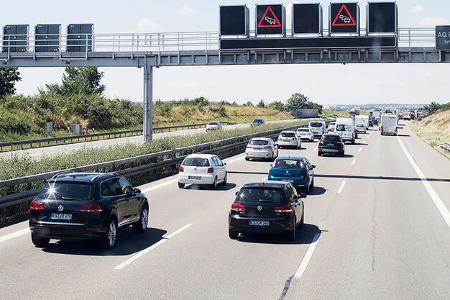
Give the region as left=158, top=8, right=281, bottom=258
left=207, top=167, right=214, bottom=174
left=274, top=204, right=293, bottom=213
left=30, top=200, right=45, bottom=211
left=231, top=202, right=245, bottom=212
left=80, top=203, right=103, bottom=213
left=179, top=165, right=184, bottom=172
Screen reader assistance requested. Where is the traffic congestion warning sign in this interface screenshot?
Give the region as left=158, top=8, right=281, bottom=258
left=258, top=6, right=282, bottom=28
left=332, top=4, right=356, bottom=27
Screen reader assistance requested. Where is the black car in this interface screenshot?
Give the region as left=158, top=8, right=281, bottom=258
left=29, top=172, right=149, bottom=249
left=251, top=118, right=265, bottom=127
left=229, top=181, right=306, bottom=241
left=318, top=134, right=345, bottom=157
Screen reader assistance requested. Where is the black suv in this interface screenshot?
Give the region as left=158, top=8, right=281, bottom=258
left=318, top=134, right=345, bottom=157
left=229, top=181, right=306, bottom=241
left=29, top=172, right=149, bottom=249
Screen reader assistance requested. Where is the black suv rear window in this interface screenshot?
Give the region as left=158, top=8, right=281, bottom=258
left=237, top=187, right=286, bottom=204
left=39, top=182, right=93, bottom=200
left=323, top=136, right=341, bottom=142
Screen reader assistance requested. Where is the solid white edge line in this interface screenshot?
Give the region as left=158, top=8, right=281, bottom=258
left=338, top=180, right=346, bottom=194
left=293, top=230, right=321, bottom=280
left=351, top=159, right=357, bottom=166
left=397, top=136, right=450, bottom=228
left=0, top=228, right=30, bottom=244
left=114, top=224, right=192, bottom=270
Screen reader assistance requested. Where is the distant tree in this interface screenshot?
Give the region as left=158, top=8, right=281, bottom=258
left=285, top=93, right=309, bottom=111
left=268, top=101, right=285, bottom=111
left=245, top=101, right=254, bottom=107
left=61, top=67, right=105, bottom=95
left=257, top=100, right=266, bottom=108
left=0, top=67, right=21, bottom=98
left=424, top=101, right=444, bottom=115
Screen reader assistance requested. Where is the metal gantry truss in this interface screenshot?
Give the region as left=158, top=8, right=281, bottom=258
left=0, top=27, right=447, bottom=142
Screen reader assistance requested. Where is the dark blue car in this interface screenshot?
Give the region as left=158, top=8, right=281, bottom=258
left=268, top=157, right=315, bottom=193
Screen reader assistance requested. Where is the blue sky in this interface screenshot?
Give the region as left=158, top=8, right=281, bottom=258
left=4, top=0, right=450, bottom=105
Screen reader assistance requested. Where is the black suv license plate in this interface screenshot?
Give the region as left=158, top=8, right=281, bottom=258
left=249, top=220, right=270, bottom=226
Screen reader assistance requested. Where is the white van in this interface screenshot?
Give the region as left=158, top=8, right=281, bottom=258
left=309, top=121, right=327, bottom=139
left=335, top=118, right=356, bottom=144
left=381, top=114, right=398, bottom=136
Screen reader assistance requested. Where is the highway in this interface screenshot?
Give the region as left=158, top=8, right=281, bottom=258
left=0, top=122, right=449, bottom=300
left=0, top=120, right=298, bottom=160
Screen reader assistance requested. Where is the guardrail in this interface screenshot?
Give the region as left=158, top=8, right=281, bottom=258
left=0, top=124, right=303, bottom=228
left=439, top=143, right=450, bottom=152
left=0, top=122, right=235, bottom=152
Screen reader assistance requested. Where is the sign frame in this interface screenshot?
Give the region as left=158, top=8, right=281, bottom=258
left=255, top=4, right=286, bottom=36
left=292, top=3, right=323, bottom=36
left=366, top=2, right=398, bottom=34
left=329, top=2, right=360, bottom=35
left=219, top=5, right=250, bottom=37
left=436, top=25, right=450, bottom=51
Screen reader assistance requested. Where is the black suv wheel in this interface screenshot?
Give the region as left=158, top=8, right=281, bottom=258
left=133, top=206, right=149, bottom=233
left=102, top=218, right=117, bottom=249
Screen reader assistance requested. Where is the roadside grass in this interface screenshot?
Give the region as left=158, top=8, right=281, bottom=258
left=411, top=109, right=450, bottom=159
left=0, top=120, right=305, bottom=180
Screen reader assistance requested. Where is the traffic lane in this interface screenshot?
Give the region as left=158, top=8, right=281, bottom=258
left=400, top=123, right=450, bottom=212
left=287, top=126, right=450, bottom=299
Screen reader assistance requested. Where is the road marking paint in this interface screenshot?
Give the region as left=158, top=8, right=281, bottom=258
left=114, top=224, right=192, bottom=270
left=358, top=147, right=363, bottom=153
left=141, top=179, right=178, bottom=194
left=338, top=181, right=346, bottom=194
left=0, top=228, right=30, bottom=244
left=293, top=230, right=321, bottom=280
left=397, top=136, right=450, bottom=228
left=351, top=159, right=357, bottom=166
left=224, top=155, right=245, bottom=164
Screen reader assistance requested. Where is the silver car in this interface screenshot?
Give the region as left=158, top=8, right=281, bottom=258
left=295, top=128, right=314, bottom=142
left=277, top=131, right=301, bottom=149
left=245, top=138, right=279, bottom=161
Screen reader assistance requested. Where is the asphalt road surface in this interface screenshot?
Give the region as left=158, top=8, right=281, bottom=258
left=0, top=120, right=299, bottom=160
left=0, top=122, right=449, bottom=300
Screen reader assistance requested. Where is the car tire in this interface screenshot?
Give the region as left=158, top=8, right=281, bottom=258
left=31, top=233, right=50, bottom=248
left=340, top=151, right=345, bottom=157
left=222, top=173, right=228, bottom=186
left=352, top=139, right=355, bottom=144
left=298, top=210, right=305, bottom=229
left=245, top=157, right=250, bottom=161
left=102, top=218, right=118, bottom=249
left=310, top=177, right=314, bottom=191
left=133, top=206, right=149, bottom=233
left=229, top=229, right=239, bottom=240
left=210, top=177, right=218, bottom=190
left=178, top=182, right=185, bottom=189
left=285, top=218, right=296, bottom=241
left=318, top=152, right=322, bottom=157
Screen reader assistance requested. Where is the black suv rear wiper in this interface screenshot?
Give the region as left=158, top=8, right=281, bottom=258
left=258, top=199, right=272, bottom=203
left=61, top=196, right=77, bottom=201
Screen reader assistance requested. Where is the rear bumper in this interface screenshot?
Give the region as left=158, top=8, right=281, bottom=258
left=246, top=150, right=273, bottom=158
left=229, top=215, right=293, bottom=233
left=29, top=221, right=106, bottom=239
left=277, top=141, right=298, bottom=147
left=178, top=174, right=215, bottom=185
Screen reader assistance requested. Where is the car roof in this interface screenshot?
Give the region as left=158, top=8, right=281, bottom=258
left=276, top=156, right=305, bottom=161
left=242, top=180, right=290, bottom=189
left=185, top=154, right=215, bottom=159
left=50, top=172, right=117, bottom=183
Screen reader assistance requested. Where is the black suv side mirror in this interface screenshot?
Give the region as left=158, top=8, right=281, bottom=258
left=123, top=186, right=134, bottom=194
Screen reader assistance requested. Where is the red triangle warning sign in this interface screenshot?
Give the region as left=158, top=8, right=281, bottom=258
left=258, top=6, right=282, bottom=28
left=332, top=4, right=357, bottom=27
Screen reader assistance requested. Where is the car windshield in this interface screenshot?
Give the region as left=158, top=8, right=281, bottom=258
left=274, top=159, right=302, bottom=169
left=336, top=124, right=348, bottom=131
left=281, top=132, right=295, bottom=138
left=297, top=129, right=309, bottom=133
left=323, top=136, right=341, bottom=142
left=183, top=157, right=210, bottom=167
left=237, top=187, right=286, bottom=203
left=208, top=122, right=218, bottom=125
left=310, top=122, right=323, bottom=128
left=249, top=140, right=269, bottom=146
left=39, top=182, right=93, bottom=200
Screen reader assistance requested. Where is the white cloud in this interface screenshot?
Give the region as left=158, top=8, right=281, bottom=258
left=411, top=4, right=424, bottom=14
left=418, top=16, right=448, bottom=26
left=178, top=5, right=194, bottom=16
left=137, top=18, right=161, bottom=32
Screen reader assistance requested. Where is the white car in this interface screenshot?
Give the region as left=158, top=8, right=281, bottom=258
left=245, top=138, right=279, bottom=161
left=355, top=123, right=367, bottom=134
left=206, top=122, right=222, bottom=131
left=295, top=128, right=314, bottom=142
left=277, top=131, right=301, bottom=149
left=178, top=154, right=227, bottom=189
